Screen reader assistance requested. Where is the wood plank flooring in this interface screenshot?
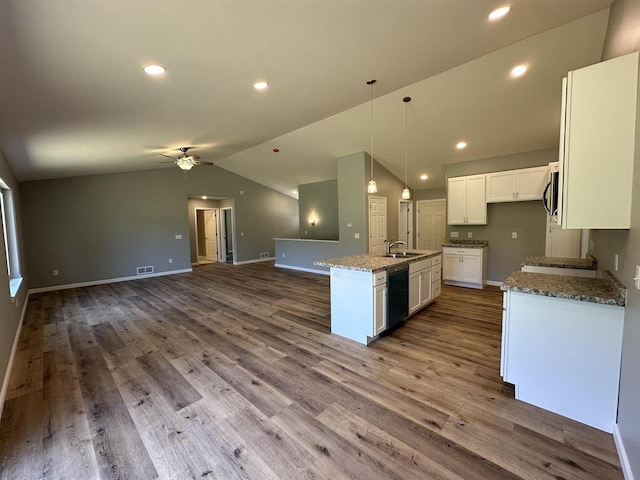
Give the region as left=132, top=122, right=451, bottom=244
left=0, top=261, right=623, bottom=479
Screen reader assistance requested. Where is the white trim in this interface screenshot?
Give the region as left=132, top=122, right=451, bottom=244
left=486, top=280, right=503, bottom=287
left=234, top=257, right=274, bottom=265
left=0, top=291, right=29, bottom=420
left=274, top=263, right=329, bottom=275
left=273, top=238, right=339, bottom=244
left=614, top=424, right=635, bottom=480
left=27, top=268, right=192, bottom=294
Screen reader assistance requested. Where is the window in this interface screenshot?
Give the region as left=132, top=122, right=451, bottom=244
left=0, top=177, right=22, bottom=297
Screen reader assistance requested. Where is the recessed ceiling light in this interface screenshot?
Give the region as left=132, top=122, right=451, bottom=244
left=489, top=6, right=511, bottom=21
left=202, top=196, right=207, bottom=200
left=511, top=65, right=527, bottom=77
left=456, top=141, right=467, bottom=149
left=293, top=190, right=298, bottom=196
left=420, top=174, right=428, bottom=180
left=254, top=81, right=269, bottom=90
left=143, top=65, right=166, bottom=75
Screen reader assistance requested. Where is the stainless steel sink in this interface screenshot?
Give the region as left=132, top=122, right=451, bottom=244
left=384, top=252, right=422, bottom=258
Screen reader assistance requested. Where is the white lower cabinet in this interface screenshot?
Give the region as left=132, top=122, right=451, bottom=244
left=330, top=268, right=387, bottom=345
left=409, top=255, right=441, bottom=314
left=442, top=247, right=487, bottom=289
left=501, top=290, right=624, bottom=432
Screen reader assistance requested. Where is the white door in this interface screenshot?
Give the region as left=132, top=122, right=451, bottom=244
left=369, top=196, right=387, bottom=253
left=417, top=199, right=446, bottom=251
left=204, top=210, right=218, bottom=261
left=398, top=201, right=413, bottom=249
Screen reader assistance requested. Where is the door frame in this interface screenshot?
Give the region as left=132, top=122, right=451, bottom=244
left=398, top=199, right=414, bottom=249
left=194, top=207, right=221, bottom=263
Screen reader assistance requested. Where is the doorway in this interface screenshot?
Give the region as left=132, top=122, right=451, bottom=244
left=398, top=200, right=414, bottom=249
left=195, top=208, right=219, bottom=264
left=416, top=199, right=446, bottom=250
left=368, top=195, right=387, bottom=253
left=220, top=207, right=234, bottom=263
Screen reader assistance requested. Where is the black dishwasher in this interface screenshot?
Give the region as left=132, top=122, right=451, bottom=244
left=385, top=263, right=409, bottom=333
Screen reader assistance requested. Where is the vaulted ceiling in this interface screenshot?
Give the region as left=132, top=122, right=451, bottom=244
left=0, top=1, right=612, bottom=196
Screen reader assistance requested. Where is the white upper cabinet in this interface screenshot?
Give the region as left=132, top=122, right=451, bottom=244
left=447, top=175, right=486, bottom=225
left=558, top=52, right=638, bottom=229
left=487, top=166, right=549, bottom=203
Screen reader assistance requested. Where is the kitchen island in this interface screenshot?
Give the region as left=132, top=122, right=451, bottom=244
left=500, top=270, right=626, bottom=432
left=315, top=249, right=441, bottom=345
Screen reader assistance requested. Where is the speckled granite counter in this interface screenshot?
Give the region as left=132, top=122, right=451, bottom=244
left=441, top=239, right=488, bottom=248
left=501, top=270, right=626, bottom=306
left=315, top=250, right=440, bottom=273
left=521, top=255, right=596, bottom=270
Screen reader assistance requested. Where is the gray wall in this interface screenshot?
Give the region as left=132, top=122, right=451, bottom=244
left=298, top=180, right=338, bottom=240
left=413, top=188, right=446, bottom=201
left=594, top=0, right=640, bottom=475
left=445, top=148, right=556, bottom=282
left=21, top=165, right=299, bottom=288
left=0, top=153, right=28, bottom=414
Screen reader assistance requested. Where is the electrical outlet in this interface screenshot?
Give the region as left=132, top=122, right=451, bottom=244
left=467, top=232, right=473, bottom=238
left=282, top=252, right=286, bottom=258
left=240, top=232, right=244, bottom=237
left=52, top=269, right=59, bottom=276
left=512, top=232, right=518, bottom=239
left=347, top=223, right=352, bottom=228
left=304, top=230, right=308, bottom=235
left=354, top=233, right=360, bottom=239
left=168, top=258, right=173, bottom=264
left=590, top=239, right=595, bottom=252
left=614, top=254, right=619, bottom=271
left=635, top=265, right=640, bottom=290
left=450, top=232, right=459, bottom=238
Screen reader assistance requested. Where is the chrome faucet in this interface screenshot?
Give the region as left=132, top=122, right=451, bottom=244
left=386, top=240, right=406, bottom=254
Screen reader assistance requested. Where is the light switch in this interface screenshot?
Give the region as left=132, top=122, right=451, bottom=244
left=450, top=232, right=459, bottom=238
left=614, top=254, right=619, bottom=271
left=635, top=266, right=640, bottom=290
left=467, top=232, right=473, bottom=238
left=175, top=234, right=182, bottom=240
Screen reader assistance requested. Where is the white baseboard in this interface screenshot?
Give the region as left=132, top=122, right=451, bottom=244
left=27, top=268, right=193, bottom=294
left=234, top=257, right=275, bottom=265
left=614, top=423, right=635, bottom=480
left=486, top=280, right=504, bottom=287
left=274, top=263, right=329, bottom=275
left=0, top=292, right=29, bottom=420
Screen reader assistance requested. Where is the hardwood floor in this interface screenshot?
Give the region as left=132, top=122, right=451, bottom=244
left=0, top=262, right=623, bottom=479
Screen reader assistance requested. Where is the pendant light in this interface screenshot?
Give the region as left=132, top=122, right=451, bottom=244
left=367, top=79, right=378, bottom=194
left=401, top=96, right=412, bottom=200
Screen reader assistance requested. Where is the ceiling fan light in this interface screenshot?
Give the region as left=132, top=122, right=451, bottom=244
left=402, top=187, right=411, bottom=200
left=176, top=157, right=195, bottom=170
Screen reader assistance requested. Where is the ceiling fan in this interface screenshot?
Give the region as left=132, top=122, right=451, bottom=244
left=160, top=147, right=214, bottom=171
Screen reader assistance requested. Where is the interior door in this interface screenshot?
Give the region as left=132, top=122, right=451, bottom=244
left=204, top=210, right=218, bottom=261
left=368, top=196, right=387, bottom=253
left=417, top=199, right=446, bottom=250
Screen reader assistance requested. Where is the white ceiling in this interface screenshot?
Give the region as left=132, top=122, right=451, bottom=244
left=0, top=1, right=612, bottom=196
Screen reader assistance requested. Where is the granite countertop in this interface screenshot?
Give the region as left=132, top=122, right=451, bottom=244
left=501, top=270, right=626, bottom=306
left=521, top=254, right=597, bottom=270
left=441, top=239, right=488, bottom=248
left=315, top=249, right=441, bottom=273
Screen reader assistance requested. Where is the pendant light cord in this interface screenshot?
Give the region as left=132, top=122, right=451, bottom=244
left=368, top=80, right=376, bottom=182
left=404, top=99, right=408, bottom=187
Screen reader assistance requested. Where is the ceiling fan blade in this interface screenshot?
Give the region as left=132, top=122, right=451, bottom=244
left=197, top=161, right=215, bottom=166
left=189, top=155, right=201, bottom=161
left=161, top=154, right=178, bottom=159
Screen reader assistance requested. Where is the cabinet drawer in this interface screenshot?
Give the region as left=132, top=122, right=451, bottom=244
left=444, top=247, right=481, bottom=257
left=432, top=255, right=442, bottom=266
left=409, top=258, right=431, bottom=273
left=432, top=263, right=441, bottom=279
left=432, top=279, right=441, bottom=298
left=373, top=271, right=387, bottom=286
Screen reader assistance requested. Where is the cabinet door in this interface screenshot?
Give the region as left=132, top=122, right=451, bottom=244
left=515, top=166, right=548, bottom=201
left=487, top=171, right=515, bottom=202
left=419, top=268, right=432, bottom=308
left=373, top=283, right=387, bottom=336
left=546, top=222, right=581, bottom=258
left=461, top=255, right=482, bottom=283
left=447, top=177, right=468, bottom=225
left=465, top=175, right=487, bottom=224
left=561, top=52, right=638, bottom=229
left=442, top=254, right=460, bottom=281
left=408, top=271, right=421, bottom=314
